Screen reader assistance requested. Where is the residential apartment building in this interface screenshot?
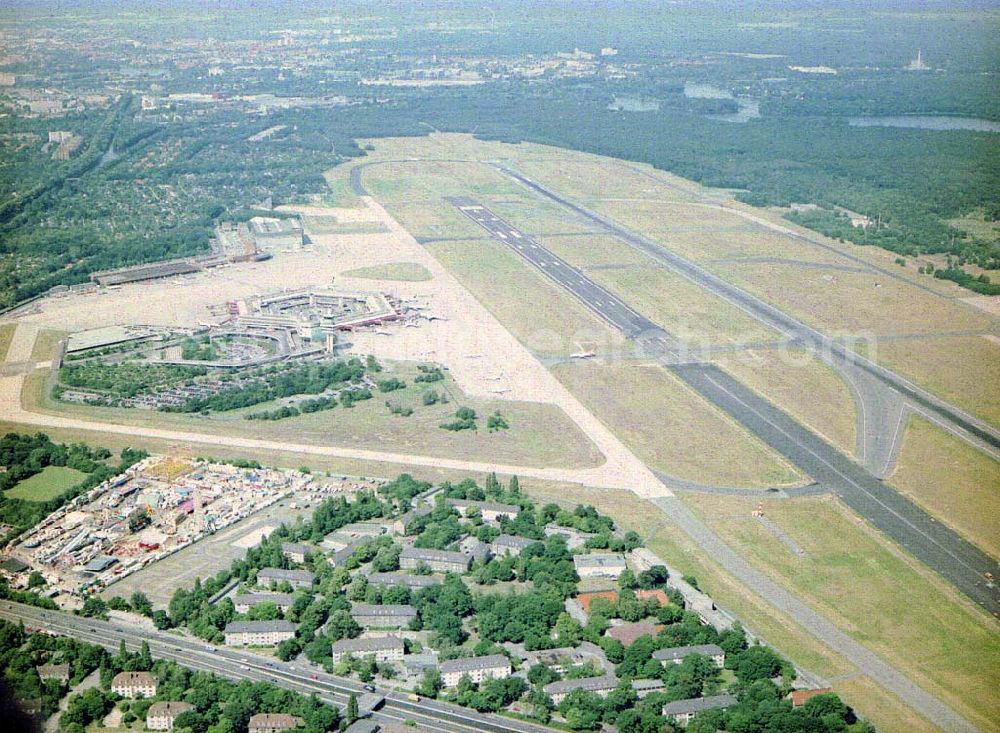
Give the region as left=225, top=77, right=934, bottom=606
left=331, top=636, right=405, bottom=663
left=366, top=572, right=441, bottom=589
left=653, top=644, right=725, bottom=668
left=146, top=701, right=195, bottom=731
left=224, top=620, right=297, bottom=646
left=544, top=675, right=619, bottom=705
left=399, top=546, right=471, bottom=573
left=489, top=534, right=536, bottom=557
left=573, top=553, right=627, bottom=579
left=662, top=694, right=738, bottom=727
left=247, top=713, right=305, bottom=733
left=280, top=542, right=314, bottom=563
left=256, top=567, right=315, bottom=589
left=350, top=604, right=417, bottom=629
left=439, top=654, right=512, bottom=687
left=446, top=498, right=519, bottom=524
left=111, top=671, right=158, bottom=698
left=233, top=592, right=295, bottom=614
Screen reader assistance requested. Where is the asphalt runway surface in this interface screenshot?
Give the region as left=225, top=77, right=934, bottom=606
left=452, top=196, right=1000, bottom=618
left=500, top=167, right=1000, bottom=455
left=671, top=363, right=1000, bottom=617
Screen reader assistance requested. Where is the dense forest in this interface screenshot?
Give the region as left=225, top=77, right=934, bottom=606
left=0, top=2, right=996, bottom=307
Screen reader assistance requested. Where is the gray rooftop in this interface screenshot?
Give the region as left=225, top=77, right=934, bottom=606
left=573, top=553, right=626, bottom=568
left=491, top=534, right=537, bottom=549
left=440, top=654, right=511, bottom=674
left=662, top=694, right=738, bottom=715
left=257, top=568, right=315, bottom=582
left=400, top=546, right=470, bottom=564
left=544, top=675, right=619, bottom=695
left=350, top=603, right=417, bottom=617
left=281, top=542, right=314, bottom=555
left=332, top=636, right=405, bottom=653
left=233, top=592, right=296, bottom=607
left=367, top=572, right=440, bottom=588
left=224, top=620, right=296, bottom=634
left=653, top=644, right=725, bottom=662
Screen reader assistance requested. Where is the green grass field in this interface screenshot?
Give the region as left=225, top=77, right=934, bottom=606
left=890, top=415, right=1000, bottom=558
left=342, top=261, right=433, bottom=282
left=552, top=360, right=803, bottom=487
left=6, top=465, right=86, bottom=501
left=26, top=362, right=602, bottom=470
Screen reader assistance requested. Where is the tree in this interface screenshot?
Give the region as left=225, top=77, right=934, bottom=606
left=130, top=591, right=153, bottom=617
left=27, top=571, right=45, bottom=589
left=346, top=693, right=359, bottom=723
left=416, top=668, right=443, bottom=698
left=79, top=596, right=108, bottom=619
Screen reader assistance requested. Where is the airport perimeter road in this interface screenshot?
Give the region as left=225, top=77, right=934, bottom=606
left=671, top=362, right=1000, bottom=618
left=1, top=602, right=557, bottom=733
left=499, top=166, right=1000, bottom=459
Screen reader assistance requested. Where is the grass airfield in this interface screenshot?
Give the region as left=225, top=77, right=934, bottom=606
left=1, top=133, right=998, bottom=733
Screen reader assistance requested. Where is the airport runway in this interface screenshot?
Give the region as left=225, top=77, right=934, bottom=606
left=452, top=196, right=1000, bottom=618
left=671, top=362, right=1000, bottom=616
left=499, top=166, right=1000, bottom=459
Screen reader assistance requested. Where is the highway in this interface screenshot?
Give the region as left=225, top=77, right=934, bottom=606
left=1, top=602, right=556, bottom=733
left=451, top=197, right=1000, bottom=619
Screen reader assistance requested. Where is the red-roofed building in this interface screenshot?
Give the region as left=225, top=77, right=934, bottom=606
left=790, top=688, right=834, bottom=707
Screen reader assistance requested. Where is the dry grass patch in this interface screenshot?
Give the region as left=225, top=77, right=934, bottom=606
left=30, top=329, right=67, bottom=362
left=0, top=323, right=15, bottom=361
left=383, top=201, right=484, bottom=240
left=552, top=360, right=803, bottom=487
left=588, top=265, right=778, bottom=345
left=684, top=492, right=1000, bottom=733
left=714, top=261, right=991, bottom=336
left=876, top=335, right=1000, bottom=428
left=342, top=262, right=433, bottom=282
left=717, top=348, right=857, bottom=455
left=890, top=415, right=1000, bottom=557
left=832, top=676, right=942, bottom=733
left=424, top=237, right=630, bottom=358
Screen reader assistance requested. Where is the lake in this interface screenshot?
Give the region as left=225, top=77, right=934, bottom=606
left=849, top=115, right=1000, bottom=133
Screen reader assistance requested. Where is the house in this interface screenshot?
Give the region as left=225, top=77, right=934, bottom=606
left=606, top=621, right=660, bottom=646
left=350, top=604, right=417, bottom=629
left=573, top=553, right=626, bottom=579
left=393, top=506, right=430, bottom=535
left=440, top=654, right=511, bottom=687
left=247, top=713, right=305, bottom=733
left=399, top=546, right=471, bottom=573
left=330, top=539, right=366, bottom=568
left=367, top=572, right=441, bottom=589
left=256, top=568, right=314, bottom=589
left=331, top=636, right=405, bottom=663
left=36, top=664, right=70, bottom=683
left=662, top=694, right=738, bottom=726
left=631, top=679, right=664, bottom=698
left=653, top=644, right=725, bottom=668
left=280, top=542, right=314, bottom=564
left=224, top=620, right=296, bottom=646
left=146, top=701, right=195, bottom=730
left=446, top=498, right=519, bottom=524
left=489, top=534, right=536, bottom=557
left=790, top=688, right=834, bottom=707
left=543, top=675, right=619, bottom=705
left=233, top=592, right=295, bottom=614
left=458, top=536, right=491, bottom=563
left=111, top=671, right=158, bottom=698
left=403, top=653, right=440, bottom=676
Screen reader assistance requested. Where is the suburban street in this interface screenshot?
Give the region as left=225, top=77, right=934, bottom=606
left=1, top=601, right=557, bottom=733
